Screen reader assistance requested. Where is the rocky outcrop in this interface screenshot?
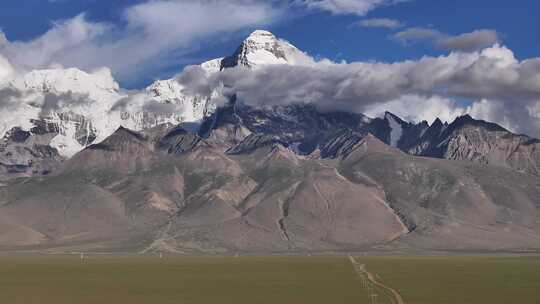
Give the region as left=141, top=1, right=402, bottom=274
left=407, top=115, right=540, bottom=175
left=0, top=124, right=63, bottom=181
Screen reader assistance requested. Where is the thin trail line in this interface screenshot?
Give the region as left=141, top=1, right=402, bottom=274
left=348, top=255, right=406, bottom=304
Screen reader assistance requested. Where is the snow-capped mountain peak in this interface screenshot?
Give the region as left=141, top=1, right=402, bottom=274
left=221, top=29, right=314, bottom=68
left=141, top=30, right=315, bottom=135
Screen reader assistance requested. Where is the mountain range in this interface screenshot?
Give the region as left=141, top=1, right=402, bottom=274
left=0, top=30, right=539, bottom=253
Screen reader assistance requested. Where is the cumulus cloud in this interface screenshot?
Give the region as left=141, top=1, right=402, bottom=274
left=175, top=44, right=540, bottom=137
left=394, top=27, right=500, bottom=52
left=0, top=0, right=281, bottom=85
left=40, top=92, right=94, bottom=116
left=0, top=87, right=24, bottom=109
left=358, top=18, right=404, bottom=29
left=437, top=30, right=500, bottom=52
left=296, top=0, right=404, bottom=15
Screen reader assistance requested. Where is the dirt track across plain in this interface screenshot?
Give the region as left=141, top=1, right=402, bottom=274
left=349, top=255, right=405, bottom=304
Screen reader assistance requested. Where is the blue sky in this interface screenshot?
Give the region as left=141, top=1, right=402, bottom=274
left=1, top=0, right=538, bottom=88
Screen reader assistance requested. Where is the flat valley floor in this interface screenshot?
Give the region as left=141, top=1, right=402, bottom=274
left=0, top=255, right=539, bottom=304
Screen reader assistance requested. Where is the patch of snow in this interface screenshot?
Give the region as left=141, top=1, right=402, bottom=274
left=386, top=113, right=403, bottom=147
left=200, top=57, right=224, bottom=73
left=48, top=123, right=85, bottom=158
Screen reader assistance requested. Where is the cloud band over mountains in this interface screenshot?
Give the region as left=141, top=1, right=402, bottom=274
left=176, top=44, right=540, bottom=137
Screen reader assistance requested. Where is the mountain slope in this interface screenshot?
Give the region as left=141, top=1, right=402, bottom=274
left=1, top=117, right=539, bottom=253
left=340, top=135, right=540, bottom=250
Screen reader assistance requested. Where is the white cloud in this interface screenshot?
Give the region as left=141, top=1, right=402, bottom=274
left=393, top=27, right=442, bottom=43
left=0, top=54, right=14, bottom=84
left=0, top=0, right=281, bottom=85
left=358, top=18, right=404, bottom=29
left=393, top=27, right=500, bottom=52
left=297, top=0, right=401, bottom=15
left=364, top=95, right=466, bottom=124
left=437, top=30, right=500, bottom=52
left=1, top=14, right=108, bottom=70
left=0, top=31, right=7, bottom=45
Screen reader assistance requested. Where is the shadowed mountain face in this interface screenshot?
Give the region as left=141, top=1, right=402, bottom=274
left=1, top=104, right=539, bottom=253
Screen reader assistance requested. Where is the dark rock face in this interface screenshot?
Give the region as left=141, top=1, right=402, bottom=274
left=0, top=113, right=99, bottom=181
left=158, top=126, right=202, bottom=154
left=317, top=130, right=365, bottom=159
left=364, top=112, right=429, bottom=151
left=7, top=128, right=31, bottom=143
left=30, top=119, right=59, bottom=135
left=225, top=103, right=371, bottom=156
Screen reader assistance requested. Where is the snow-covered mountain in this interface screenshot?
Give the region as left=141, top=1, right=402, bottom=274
left=142, top=30, right=313, bottom=117
left=0, top=30, right=310, bottom=163
left=221, top=30, right=314, bottom=68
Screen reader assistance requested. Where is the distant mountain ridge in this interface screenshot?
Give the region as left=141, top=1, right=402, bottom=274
left=1, top=105, right=539, bottom=253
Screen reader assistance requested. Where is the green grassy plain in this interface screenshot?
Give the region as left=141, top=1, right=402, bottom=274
left=0, top=255, right=539, bottom=304
left=359, top=256, right=540, bottom=304
left=0, top=255, right=366, bottom=304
